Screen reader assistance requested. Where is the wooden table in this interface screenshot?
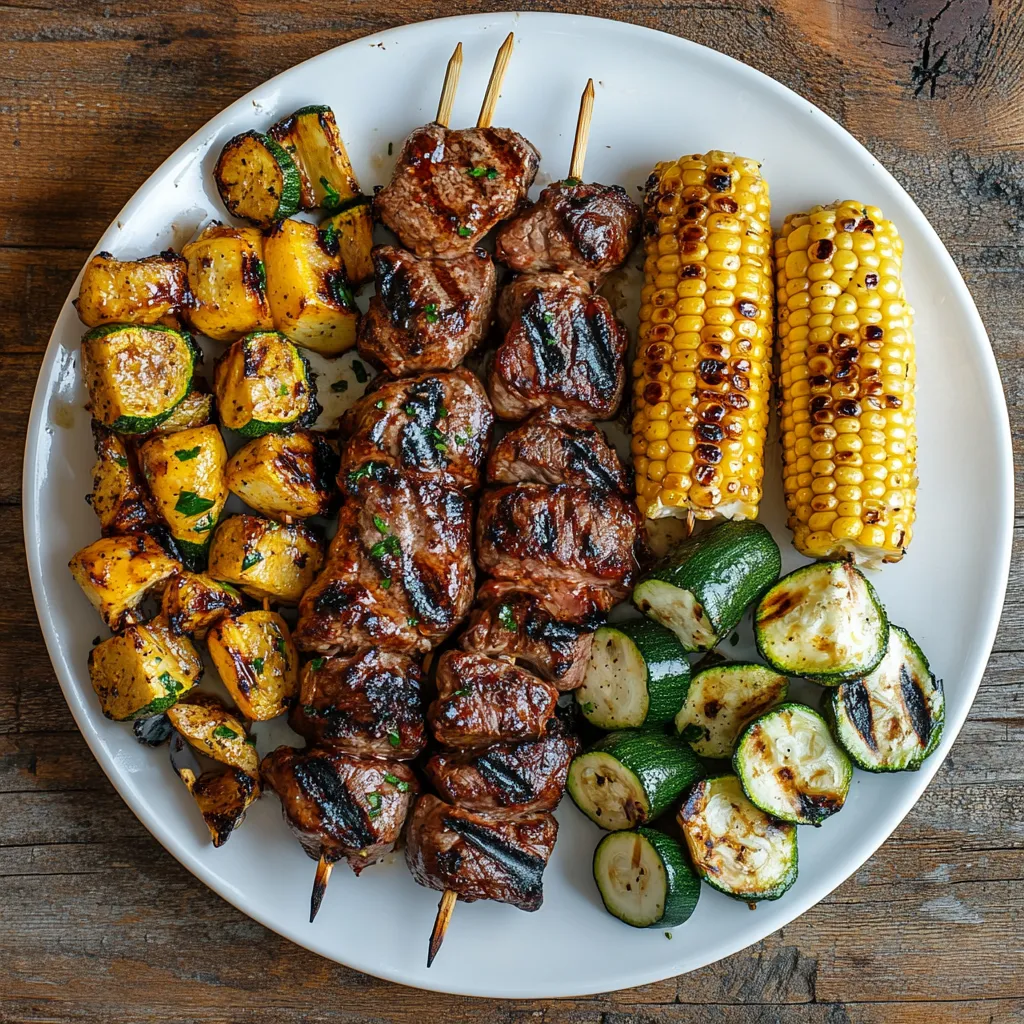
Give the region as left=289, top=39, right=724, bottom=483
left=3, top=1, right=1021, bottom=1019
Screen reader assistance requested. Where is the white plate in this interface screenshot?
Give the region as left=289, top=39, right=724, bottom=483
left=23, top=10, right=1012, bottom=999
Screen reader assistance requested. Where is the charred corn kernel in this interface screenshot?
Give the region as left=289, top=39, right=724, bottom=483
left=633, top=152, right=774, bottom=521
left=776, top=200, right=916, bottom=565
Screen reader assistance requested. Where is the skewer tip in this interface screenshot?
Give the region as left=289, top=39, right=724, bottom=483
left=310, top=855, right=334, bottom=923
left=477, top=32, right=516, bottom=128
left=568, top=77, right=596, bottom=183
left=436, top=41, right=464, bottom=128
left=426, top=888, right=458, bottom=968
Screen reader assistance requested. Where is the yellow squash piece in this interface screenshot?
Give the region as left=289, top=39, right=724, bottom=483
left=207, top=514, right=324, bottom=604
left=147, top=390, right=215, bottom=435
left=88, top=423, right=156, bottom=535
left=775, top=201, right=917, bottom=565
left=207, top=610, right=299, bottom=720
left=161, top=571, right=247, bottom=639
left=69, top=533, right=181, bottom=631
left=88, top=616, right=202, bottom=720
left=263, top=218, right=359, bottom=356
left=633, top=152, right=774, bottom=522
left=166, top=698, right=259, bottom=774
left=182, top=225, right=274, bottom=341
left=75, top=251, right=189, bottom=328
left=269, top=105, right=361, bottom=210
left=320, top=198, right=374, bottom=288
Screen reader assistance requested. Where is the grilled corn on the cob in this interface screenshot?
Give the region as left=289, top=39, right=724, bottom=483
left=632, top=152, right=774, bottom=522
left=775, top=201, right=916, bottom=565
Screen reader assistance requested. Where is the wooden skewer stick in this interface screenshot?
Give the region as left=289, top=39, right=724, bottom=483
left=436, top=42, right=463, bottom=127
left=427, top=888, right=458, bottom=968
left=310, top=854, right=334, bottom=923
left=476, top=32, right=514, bottom=128
left=686, top=510, right=696, bottom=539
left=567, top=78, right=595, bottom=182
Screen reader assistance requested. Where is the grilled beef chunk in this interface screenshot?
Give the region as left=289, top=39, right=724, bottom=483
left=375, top=123, right=540, bottom=258
left=405, top=794, right=558, bottom=910
left=357, top=246, right=497, bottom=376
left=289, top=649, right=426, bottom=760
left=477, top=484, right=642, bottom=601
left=475, top=577, right=614, bottom=621
left=495, top=181, right=641, bottom=284
left=489, top=273, right=627, bottom=421
left=294, top=472, right=474, bottom=655
left=428, top=650, right=559, bottom=750
left=460, top=586, right=600, bottom=689
left=339, top=367, right=493, bottom=494
left=262, top=747, right=417, bottom=873
left=424, top=733, right=580, bottom=813
left=486, top=409, right=630, bottom=494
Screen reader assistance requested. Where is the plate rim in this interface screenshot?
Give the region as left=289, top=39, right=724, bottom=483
left=21, top=9, right=1014, bottom=998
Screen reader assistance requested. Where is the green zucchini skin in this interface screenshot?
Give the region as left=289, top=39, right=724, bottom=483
left=754, top=560, right=889, bottom=684
left=592, top=826, right=701, bottom=929
left=632, top=521, right=781, bottom=652
left=568, top=729, right=704, bottom=831
left=214, top=130, right=302, bottom=225
left=577, top=619, right=690, bottom=729
left=234, top=347, right=320, bottom=439
left=175, top=537, right=211, bottom=574
left=830, top=625, right=944, bottom=772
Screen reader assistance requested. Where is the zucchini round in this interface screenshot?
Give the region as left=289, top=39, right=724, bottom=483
left=593, top=826, right=700, bottom=929
left=633, top=521, right=781, bottom=652
left=567, top=729, right=703, bottom=831
left=213, top=330, right=320, bottom=437
left=214, top=130, right=302, bottom=227
left=678, top=774, right=798, bottom=902
left=81, top=323, right=196, bottom=434
left=675, top=662, right=789, bottom=759
left=734, top=703, right=852, bottom=826
left=831, top=625, right=944, bottom=772
left=576, top=620, right=690, bottom=730
left=754, top=560, right=889, bottom=684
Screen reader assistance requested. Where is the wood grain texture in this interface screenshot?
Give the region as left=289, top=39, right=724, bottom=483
left=1, top=0, right=1022, bottom=1020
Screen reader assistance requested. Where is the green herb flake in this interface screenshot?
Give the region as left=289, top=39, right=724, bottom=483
left=665, top=932, right=673, bottom=940
left=457, top=225, right=472, bottom=237
left=302, top=704, right=318, bottom=716
left=437, top=405, right=448, bottom=418
left=366, top=791, right=382, bottom=810
left=244, top=735, right=257, bottom=746
left=347, top=461, right=383, bottom=484
left=252, top=657, right=265, bottom=675
left=387, top=730, right=400, bottom=747
left=563, top=176, right=581, bottom=186
left=396, top=780, right=410, bottom=792
left=331, top=379, right=349, bottom=393
left=351, top=359, right=368, bottom=383
left=212, top=724, right=239, bottom=740
left=404, top=404, right=418, bottom=417
left=384, top=773, right=400, bottom=786
left=275, top=637, right=287, bottom=657
left=468, top=166, right=487, bottom=178
left=327, top=271, right=355, bottom=309
left=241, top=550, right=264, bottom=572
left=320, top=222, right=338, bottom=250
left=454, top=434, right=467, bottom=446
left=373, top=515, right=389, bottom=534
left=320, top=175, right=342, bottom=210
left=112, top=454, right=129, bottom=467
left=174, top=446, right=201, bottom=462
left=174, top=490, right=216, bottom=518
left=253, top=258, right=267, bottom=293
left=581, top=701, right=596, bottom=715
left=497, top=604, right=517, bottom=632
left=380, top=577, right=392, bottom=590
left=310, top=657, right=326, bottom=671
left=680, top=723, right=706, bottom=744
left=407, top=616, right=419, bottom=627
left=486, top=167, right=499, bottom=180
left=424, top=302, right=439, bottom=324
left=192, top=513, right=215, bottom=534
left=278, top=383, right=289, bottom=396
left=375, top=399, right=385, bottom=409
left=452, top=687, right=472, bottom=698
left=543, top=312, right=555, bottom=324
left=157, top=672, right=183, bottom=695
left=370, top=535, right=401, bottom=559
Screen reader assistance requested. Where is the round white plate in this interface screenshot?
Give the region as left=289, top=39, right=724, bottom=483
left=24, top=10, right=1012, bottom=999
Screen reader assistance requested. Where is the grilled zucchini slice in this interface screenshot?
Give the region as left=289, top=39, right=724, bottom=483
left=633, top=521, right=781, bottom=652
left=224, top=428, right=339, bottom=521
left=88, top=617, right=202, bottom=720
left=87, top=423, right=156, bottom=535
left=213, top=330, right=320, bottom=437
left=161, top=571, right=247, bottom=639
left=675, top=662, right=789, bottom=759
left=831, top=625, right=944, bottom=772
left=137, top=424, right=229, bottom=570
left=263, top=218, right=359, bottom=356
left=81, top=323, right=197, bottom=434
left=214, top=130, right=302, bottom=227
left=568, top=729, right=704, bottom=831
left=69, top=533, right=181, bottom=631
left=207, top=609, right=299, bottom=720
left=320, top=197, right=374, bottom=288
left=679, top=774, right=798, bottom=902
left=576, top=620, right=690, bottom=730
left=593, top=827, right=700, bottom=929
left=734, top=703, right=852, bottom=826
left=269, top=104, right=361, bottom=211
left=147, top=389, right=215, bottom=435
left=181, top=225, right=274, bottom=341
left=75, top=251, right=189, bottom=328
left=755, top=561, right=889, bottom=684
left=207, top=514, right=324, bottom=604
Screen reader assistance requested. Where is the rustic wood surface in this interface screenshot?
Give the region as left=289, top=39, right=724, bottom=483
left=2, top=0, right=1022, bottom=1020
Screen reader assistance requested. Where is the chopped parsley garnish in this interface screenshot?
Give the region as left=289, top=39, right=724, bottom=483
left=563, top=176, right=581, bottom=186
left=320, top=175, right=342, bottom=210
left=275, top=636, right=287, bottom=657
left=302, top=704, right=318, bottom=716
left=387, top=730, right=400, bottom=747
left=437, top=405, right=448, bottom=418
left=326, top=271, right=354, bottom=309
left=468, top=166, right=487, bottom=178
left=175, top=491, right=215, bottom=517
left=544, top=333, right=557, bottom=346
left=253, top=258, right=267, bottom=293
left=366, top=791, right=382, bottom=810
left=157, top=672, right=183, bottom=694
left=424, top=302, right=439, bottom=324
left=174, top=446, right=200, bottom=461
left=212, top=724, right=239, bottom=740
left=543, top=312, right=554, bottom=324
left=310, top=657, right=326, bottom=670
left=428, top=427, right=448, bottom=453
left=351, top=359, right=368, bottom=383
left=375, top=400, right=385, bottom=409
left=241, top=550, right=264, bottom=572
left=380, top=577, right=392, bottom=589
left=278, top=383, right=289, bottom=396
left=192, top=513, right=215, bottom=534
left=373, top=515, right=389, bottom=534
left=457, top=225, right=473, bottom=237
left=252, top=657, right=265, bottom=675
left=244, top=736, right=257, bottom=746
left=486, top=167, right=499, bottom=180
left=347, top=461, right=384, bottom=484
left=454, top=434, right=467, bottom=446
left=680, top=723, right=706, bottom=744
left=497, top=604, right=517, bottom=631
left=384, top=772, right=410, bottom=792
left=370, top=534, right=401, bottom=559
left=452, top=687, right=472, bottom=698
left=320, top=222, right=339, bottom=251
left=581, top=701, right=596, bottom=715
left=112, top=454, right=129, bottom=467
left=404, top=404, right=418, bottom=417
left=331, top=379, right=349, bottom=393
left=407, top=616, right=419, bottom=627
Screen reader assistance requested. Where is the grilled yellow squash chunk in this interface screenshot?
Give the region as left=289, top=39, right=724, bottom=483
left=88, top=423, right=156, bottom=535
left=263, top=218, right=359, bottom=356
left=213, top=330, right=319, bottom=437
left=161, top=571, right=247, bottom=638
left=147, top=390, right=215, bottom=435
left=207, top=514, right=324, bottom=604
left=88, top=616, right=202, bottom=720
left=166, top=698, right=259, bottom=774
left=224, top=428, right=339, bottom=521
left=320, top=198, right=374, bottom=288
left=269, top=105, right=361, bottom=210
left=69, top=533, right=181, bottom=631
left=76, top=251, right=189, bottom=328
left=182, top=225, right=274, bottom=341
left=137, top=424, right=229, bottom=570
left=207, top=609, right=299, bottom=720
